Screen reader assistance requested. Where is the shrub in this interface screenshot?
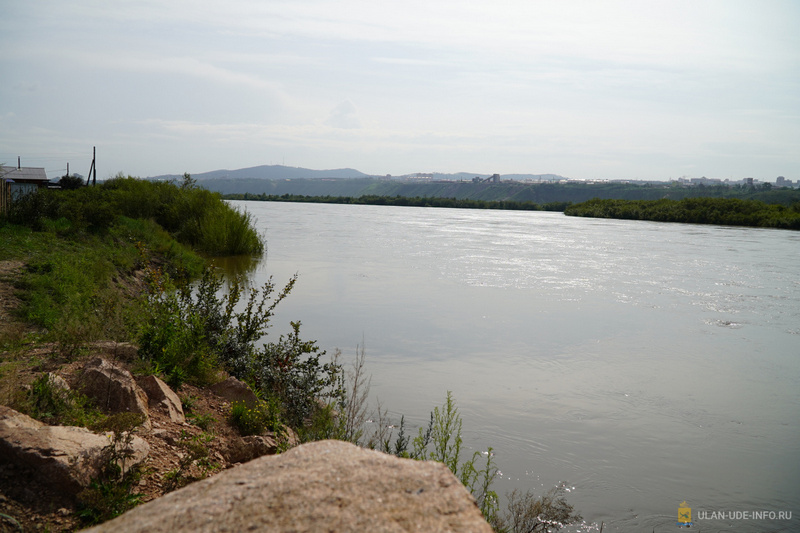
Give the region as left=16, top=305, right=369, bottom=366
left=187, top=412, right=216, bottom=431
left=162, top=431, right=219, bottom=492
left=137, top=267, right=296, bottom=387
left=229, top=399, right=281, bottom=436
left=137, top=266, right=343, bottom=428
left=249, top=321, right=343, bottom=428
left=77, top=413, right=147, bottom=526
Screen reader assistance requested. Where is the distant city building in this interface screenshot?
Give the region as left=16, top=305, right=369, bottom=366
left=690, top=177, right=722, bottom=186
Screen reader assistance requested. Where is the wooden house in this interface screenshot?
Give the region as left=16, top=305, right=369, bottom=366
left=0, top=165, right=51, bottom=215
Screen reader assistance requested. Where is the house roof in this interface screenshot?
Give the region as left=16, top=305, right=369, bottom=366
left=0, top=166, right=49, bottom=182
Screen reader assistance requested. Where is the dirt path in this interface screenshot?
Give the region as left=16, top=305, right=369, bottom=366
left=0, top=260, right=25, bottom=336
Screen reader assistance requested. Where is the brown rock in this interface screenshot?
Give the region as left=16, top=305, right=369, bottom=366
left=209, top=376, right=257, bottom=407
left=0, top=406, right=149, bottom=496
left=76, top=358, right=150, bottom=428
left=83, top=439, right=492, bottom=533
left=138, top=375, right=185, bottom=424
left=90, top=341, right=139, bottom=362
left=222, top=434, right=279, bottom=463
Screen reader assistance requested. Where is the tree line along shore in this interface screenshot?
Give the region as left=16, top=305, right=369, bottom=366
left=225, top=192, right=800, bottom=230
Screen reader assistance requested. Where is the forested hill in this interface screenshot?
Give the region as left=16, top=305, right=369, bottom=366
left=216, top=178, right=800, bottom=206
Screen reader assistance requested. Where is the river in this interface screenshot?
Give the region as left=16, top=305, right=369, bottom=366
left=227, top=201, right=800, bottom=532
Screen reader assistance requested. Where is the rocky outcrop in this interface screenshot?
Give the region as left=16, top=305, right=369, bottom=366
left=84, top=439, right=493, bottom=533
left=138, top=375, right=185, bottom=424
left=209, top=376, right=258, bottom=407
left=76, top=358, right=151, bottom=428
left=0, top=406, right=149, bottom=496
left=221, top=434, right=279, bottom=463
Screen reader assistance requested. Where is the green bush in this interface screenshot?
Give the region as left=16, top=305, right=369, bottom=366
left=137, top=267, right=294, bottom=387
left=137, top=266, right=343, bottom=429
left=249, top=321, right=343, bottom=428
left=229, top=399, right=281, bottom=436
left=136, top=271, right=219, bottom=388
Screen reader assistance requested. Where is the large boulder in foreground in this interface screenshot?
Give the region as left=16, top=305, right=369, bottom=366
left=0, top=406, right=149, bottom=496
left=84, top=439, right=493, bottom=533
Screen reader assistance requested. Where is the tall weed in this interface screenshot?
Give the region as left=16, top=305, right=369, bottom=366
left=375, top=391, right=581, bottom=531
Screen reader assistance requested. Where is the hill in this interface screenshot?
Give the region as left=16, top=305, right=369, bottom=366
left=150, top=165, right=369, bottom=181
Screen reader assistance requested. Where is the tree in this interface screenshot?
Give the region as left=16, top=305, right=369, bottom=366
left=181, top=172, right=197, bottom=190
left=59, top=174, right=84, bottom=190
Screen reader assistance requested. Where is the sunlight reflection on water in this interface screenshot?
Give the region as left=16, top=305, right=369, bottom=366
left=229, top=201, right=800, bottom=532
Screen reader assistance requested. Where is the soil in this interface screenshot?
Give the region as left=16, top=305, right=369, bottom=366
left=0, top=260, right=288, bottom=532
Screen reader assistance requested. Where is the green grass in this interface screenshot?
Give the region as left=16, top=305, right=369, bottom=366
left=5, top=175, right=264, bottom=257
left=0, top=216, right=204, bottom=354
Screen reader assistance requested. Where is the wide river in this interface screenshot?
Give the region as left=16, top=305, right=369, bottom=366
left=228, top=201, right=799, bottom=532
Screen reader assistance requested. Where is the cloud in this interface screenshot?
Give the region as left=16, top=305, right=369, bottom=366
left=325, top=100, right=361, bottom=129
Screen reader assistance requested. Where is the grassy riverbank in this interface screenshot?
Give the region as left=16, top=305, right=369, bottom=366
left=564, top=197, right=800, bottom=229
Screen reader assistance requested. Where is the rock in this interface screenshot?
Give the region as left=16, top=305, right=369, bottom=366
left=91, top=341, right=139, bottom=362
left=76, top=358, right=150, bottom=428
left=0, top=406, right=149, bottom=496
left=222, top=434, right=279, bottom=463
left=209, top=376, right=258, bottom=407
left=138, top=375, right=185, bottom=424
left=46, top=372, right=70, bottom=393
left=284, top=426, right=300, bottom=448
left=83, top=439, right=492, bottom=533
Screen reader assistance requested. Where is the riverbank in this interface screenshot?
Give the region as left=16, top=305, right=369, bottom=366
left=0, top=178, right=309, bottom=529
left=1, top=179, right=584, bottom=532
left=564, top=197, right=800, bottom=229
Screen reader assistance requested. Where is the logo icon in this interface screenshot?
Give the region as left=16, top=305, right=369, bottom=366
left=677, top=501, right=693, bottom=527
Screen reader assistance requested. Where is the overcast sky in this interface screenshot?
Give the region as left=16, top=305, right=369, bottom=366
left=1, top=0, right=798, bottom=180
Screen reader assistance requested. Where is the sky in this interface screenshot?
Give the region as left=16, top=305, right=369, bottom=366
left=1, top=0, right=799, bottom=181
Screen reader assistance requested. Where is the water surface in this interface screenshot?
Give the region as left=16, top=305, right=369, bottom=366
left=234, top=201, right=800, bottom=532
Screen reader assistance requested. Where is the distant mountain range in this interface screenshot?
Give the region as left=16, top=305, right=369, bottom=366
left=150, top=165, right=370, bottom=181
left=149, top=165, right=566, bottom=182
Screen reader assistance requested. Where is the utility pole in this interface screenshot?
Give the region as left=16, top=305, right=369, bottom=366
left=87, top=146, right=97, bottom=186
